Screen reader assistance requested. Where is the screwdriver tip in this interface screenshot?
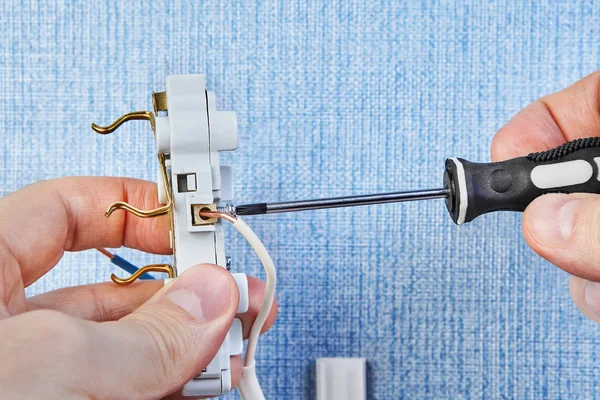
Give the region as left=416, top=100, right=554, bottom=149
left=235, top=203, right=268, bottom=216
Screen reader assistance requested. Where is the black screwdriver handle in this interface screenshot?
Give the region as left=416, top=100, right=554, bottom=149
left=444, top=137, right=600, bottom=224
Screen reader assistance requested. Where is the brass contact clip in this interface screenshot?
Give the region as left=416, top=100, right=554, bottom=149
left=92, top=111, right=155, bottom=134
left=111, top=264, right=175, bottom=285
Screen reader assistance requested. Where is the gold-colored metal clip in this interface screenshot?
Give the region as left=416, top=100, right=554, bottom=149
left=92, top=112, right=172, bottom=218
left=94, top=109, right=177, bottom=285
left=91, top=111, right=155, bottom=134
left=152, top=92, right=168, bottom=115
left=104, top=154, right=172, bottom=218
left=111, top=264, right=175, bottom=285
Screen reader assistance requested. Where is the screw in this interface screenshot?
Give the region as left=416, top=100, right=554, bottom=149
left=216, top=203, right=236, bottom=216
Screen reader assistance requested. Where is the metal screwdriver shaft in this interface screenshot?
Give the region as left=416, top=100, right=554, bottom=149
left=235, top=188, right=450, bottom=216
left=233, top=139, right=600, bottom=223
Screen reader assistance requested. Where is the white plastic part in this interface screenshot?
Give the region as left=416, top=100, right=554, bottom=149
left=155, top=116, right=170, bottom=153
left=316, top=358, right=367, bottom=400
left=594, top=157, right=600, bottom=180
left=159, top=75, right=243, bottom=397
left=166, top=75, right=217, bottom=269
left=220, top=165, right=234, bottom=202
left=232, top=273, right=249, bottom=313
left=230, top=318, right=244, bottom=356
left=530, top=159, right=593, bottom=189
left=449, top=158, right=468, bottom=225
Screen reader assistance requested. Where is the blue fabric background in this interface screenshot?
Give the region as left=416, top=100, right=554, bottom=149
left=1, top=1, right=600, bottom=398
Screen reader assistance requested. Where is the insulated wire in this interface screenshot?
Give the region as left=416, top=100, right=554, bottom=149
left=200, top=212, right=276, bottom=400
left=232, top=217, right=275, bottom=400
left=232, top=217, right=277, bottom=364
left=96, top=248, right=155, bottom=280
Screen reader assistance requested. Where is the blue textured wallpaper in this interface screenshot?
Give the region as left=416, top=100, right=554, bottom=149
left=1, top=1, right=600, bottom=398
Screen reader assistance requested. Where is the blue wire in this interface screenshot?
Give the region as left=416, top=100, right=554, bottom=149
left=111, top=255, right=155, bottom=280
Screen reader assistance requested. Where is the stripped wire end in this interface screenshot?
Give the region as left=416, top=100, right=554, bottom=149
left=96, top=247, right=114, bottom=259
left=199, top=210, right=237, bottom=224
left=96, top=248, right=155, bottom=280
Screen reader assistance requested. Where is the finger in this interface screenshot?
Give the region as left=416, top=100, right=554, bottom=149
left=523, top=193, right=600, bottom=281
left=491, top=101, right=566, bottom=161
left=26, top=280, right=163, bottom=321
left=102, top=264, right=238, bottom=398
left=238, top=276, right=278, bottom=338
left=0, top=264, right=240, bottom=399
left=0, top=177, right=171, bottom=286
left=25, top=276, right=279, bottom=333
left=24, top=275, right=274, bottom=397
left=568, top=275, right=600, bottom=324
left=491, top=70, right=600, bottom=161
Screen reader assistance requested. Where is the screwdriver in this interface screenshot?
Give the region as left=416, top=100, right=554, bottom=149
left=234, top=137, right=600, bottom=224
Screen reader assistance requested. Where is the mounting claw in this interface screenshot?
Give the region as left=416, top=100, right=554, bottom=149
left=91, top=111, right=155, bottom=134
left=111, top=264, right=175, bottom=285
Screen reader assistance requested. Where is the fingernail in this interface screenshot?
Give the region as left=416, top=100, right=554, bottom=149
left=585, top=281, right=600, bottom=317
left=526, top=196, right=580, bottom=246
left=166, top=266, right=233, bottom=322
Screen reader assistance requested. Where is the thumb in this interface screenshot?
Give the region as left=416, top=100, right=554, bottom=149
left=91, top=264, right=238, bottom=398
left=523, top=193, right=600, bottom=281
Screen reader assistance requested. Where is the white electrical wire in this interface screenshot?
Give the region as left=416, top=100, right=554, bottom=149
left=229, top=216, right=277, bottom=400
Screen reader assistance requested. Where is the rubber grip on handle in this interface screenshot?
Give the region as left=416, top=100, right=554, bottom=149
left=444, top=137, right=600, bottom=224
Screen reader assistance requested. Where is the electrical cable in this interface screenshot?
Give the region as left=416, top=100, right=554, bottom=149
left=200, top=212, right=277, bottom=400
left=96, top=248, right=155, bottom=280
left=232, top=217, right=276, bottom=400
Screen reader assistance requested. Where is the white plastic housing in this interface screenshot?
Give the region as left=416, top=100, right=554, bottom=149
left=157, top=74, right=244, bottom=397
left=316, top=358, right=367, bottom=400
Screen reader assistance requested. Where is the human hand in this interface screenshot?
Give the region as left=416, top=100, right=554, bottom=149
left=0, top=177, right=277, bottom=399
left=490, top=70, right=600, bottom=323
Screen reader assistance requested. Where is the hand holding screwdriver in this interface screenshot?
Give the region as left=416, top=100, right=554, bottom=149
left=238, top=71, right=600, bottom=326
left=491, top=71, right=600, bottom=325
